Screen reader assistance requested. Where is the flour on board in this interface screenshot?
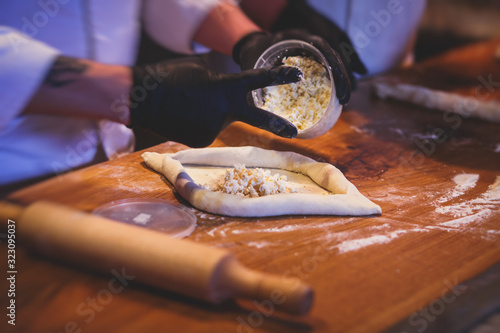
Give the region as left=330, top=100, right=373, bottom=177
left=436, top=175, right=500, bottom=225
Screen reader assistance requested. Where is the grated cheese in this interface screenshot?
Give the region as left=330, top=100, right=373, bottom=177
left=201, top=164, right=296, bottom=197
left=262, top=56, right=331, bottom=131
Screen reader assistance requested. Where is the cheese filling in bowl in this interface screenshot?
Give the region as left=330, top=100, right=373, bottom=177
left=252, top=40, right=342, bottom=139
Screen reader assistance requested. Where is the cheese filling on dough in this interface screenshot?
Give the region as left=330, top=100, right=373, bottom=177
left=202, top=164, right=296, bottom=197
left=262, top=56, right=331, bottom=131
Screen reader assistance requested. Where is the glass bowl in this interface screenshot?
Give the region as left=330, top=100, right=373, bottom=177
left=93, top=198, right=197, bottom=239
left=252, top=40, right=342, bottom=139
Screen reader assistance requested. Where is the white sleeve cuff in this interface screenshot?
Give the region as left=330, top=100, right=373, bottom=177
left=0, top=27, right=60, bottom=130
left=142, top=0, right=224, bottom=55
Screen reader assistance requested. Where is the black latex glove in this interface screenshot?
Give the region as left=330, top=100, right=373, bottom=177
left=232, top=29, right=352, bottom=105
left=272, top=0, right=367, bottom=87
left=129, top=57, right=302, bottom=148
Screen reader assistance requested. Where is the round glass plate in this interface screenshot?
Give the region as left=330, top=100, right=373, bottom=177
left=93, top=199, right=197, bottom=239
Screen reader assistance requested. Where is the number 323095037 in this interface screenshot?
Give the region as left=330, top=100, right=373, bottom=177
left=7, top=220, right=16, bottom=269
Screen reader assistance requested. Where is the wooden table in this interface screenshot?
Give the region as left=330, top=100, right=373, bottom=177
left=2, top=40, right=500, bottom=333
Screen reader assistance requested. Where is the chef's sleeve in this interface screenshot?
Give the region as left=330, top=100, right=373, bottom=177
left=142, top=0, right=234, bottom=55
left=0, top=27, right=60, bottom=130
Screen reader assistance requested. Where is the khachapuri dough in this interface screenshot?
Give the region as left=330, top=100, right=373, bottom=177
left=142, top=147, right=381, bottom=217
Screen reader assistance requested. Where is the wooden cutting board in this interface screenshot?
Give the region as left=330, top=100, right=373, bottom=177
left=3, top=40, right=500, bottom=333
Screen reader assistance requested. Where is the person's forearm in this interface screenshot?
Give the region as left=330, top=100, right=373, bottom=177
left=240, top=0, right=288, bottom=31
left=192, top=2, right=262, bottom=56
left=23, top=56, right=132, bottom=124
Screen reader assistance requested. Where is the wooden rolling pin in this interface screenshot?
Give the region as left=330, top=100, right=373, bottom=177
left=0, top=201, right=313, bottom=315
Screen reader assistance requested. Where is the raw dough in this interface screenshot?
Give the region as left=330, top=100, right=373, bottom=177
left=142, top=147, right=381, bottom=217
left=371, top=41, right=500, bottom=124
left=373, top=82, right=500, bottom=123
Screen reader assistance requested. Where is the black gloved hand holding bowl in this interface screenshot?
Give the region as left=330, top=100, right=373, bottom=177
left=232, top=29, right=353, bottom=106
left=128, top=57, right=302, bottom=148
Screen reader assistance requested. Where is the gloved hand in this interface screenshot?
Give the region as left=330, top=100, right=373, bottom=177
left=272, top=0, right=367, bottom=86
left=129, top=57, right=302, bottom=147
left=232, top=29, right=352, bottom=105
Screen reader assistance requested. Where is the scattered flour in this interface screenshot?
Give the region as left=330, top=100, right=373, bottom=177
left=436, top=173, right=479, bottom=203
left=435, top=175, right=500, bottom=226
left=204, top=222, right=236, bottom=237
left=336, top=233, right=398, bottom=254
left=231, top=225, right=293, bottom=235
left=349, top=125, right=374, bottom=135
left=435, top=204, right=492, bottom=217
left=206, top=226, right=220, bottom=237
left=332, top=227, right=431, bottom=254
left=246, top=241, right=273, bottom=249
left=483, top=176, right=500, bottom=201
left=230, top=220, right=354, bottom=235
left=369, top=223, right=391, bottom=230
left=452, top=174, right=479, bottom=192
left=114, top=182, right=160, bottom=194
left=410, top=132, right=440, bottom=141
left=388, top=129, right=475, bottom=146
left=390, top=128, right=405, bottom=137
left=439, top=209, right=493, bottom=228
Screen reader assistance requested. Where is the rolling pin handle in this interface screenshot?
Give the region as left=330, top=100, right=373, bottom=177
left=217, top=258, right=314, bottom=315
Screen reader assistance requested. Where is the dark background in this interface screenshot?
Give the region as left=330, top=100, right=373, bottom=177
left=416, top=0, right=500, bottom=61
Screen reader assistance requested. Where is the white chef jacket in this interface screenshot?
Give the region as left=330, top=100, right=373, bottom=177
left=210, top=0, right=426, bottom=76
left=0, top=0, right=222, bottom=186
left=308, top=0, right=427, bottom=75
